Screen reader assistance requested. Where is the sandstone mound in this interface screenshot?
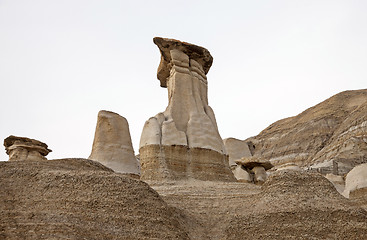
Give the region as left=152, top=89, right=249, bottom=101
left=247, top=89, right=367, bottom=174
left=226, top=171, right=367, bottom=239
left=0, top=159, right=190, bottom=240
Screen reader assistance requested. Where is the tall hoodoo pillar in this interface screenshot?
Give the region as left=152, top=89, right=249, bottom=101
left=139, top=37, right=235, bottom=181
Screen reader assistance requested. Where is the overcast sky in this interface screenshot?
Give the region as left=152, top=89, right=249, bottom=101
left=0, top=0, right=366, bottom=161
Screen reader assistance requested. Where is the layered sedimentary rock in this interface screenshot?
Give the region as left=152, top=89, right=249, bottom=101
left=3, top=135, right=51, bottom=161
left=139, top=37, right=234, bottom=181
left=244, top=89, right=367, bottom=174
left=275, top=163, right=302, bottom=171
left=0, top=159, right=191, bottom=239
left=226, top=171, right=367, bottom=239
left=89, top=110, right=140, bottom=175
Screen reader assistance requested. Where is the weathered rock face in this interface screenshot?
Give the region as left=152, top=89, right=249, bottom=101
left=245, top=89, right=367, bottom=174
left=89, top=110, right=140, bottom=175
left=139, top=37, right=234, bottom=181
left=275, top=163, right=302, bottom=171
left=223, top=137, right=252, bottom=167
left=0, top=159, right=191, bottom=239
left=343, top=163, right=367, bottom=198
left=232, top=165, right=253, bottom=182
left=325, top=173, right=345, bottom=194
left=226, top=171, right=367, bottom=239
left=3, top=135, right=51, bottom=161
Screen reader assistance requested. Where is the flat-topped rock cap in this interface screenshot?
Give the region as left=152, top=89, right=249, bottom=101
left=235, top=156, right=274, bottom=170
left=4, top=135, right=52, bottom=156
left=153, top=37, right=213, bottom=87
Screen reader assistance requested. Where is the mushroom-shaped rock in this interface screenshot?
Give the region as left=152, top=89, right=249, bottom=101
left=343, top=163, right=367, bottom=198
left=4, top=135, right=51, bottom=161
left=236, top=157, right=273, bottom=184
left=235, top=157, right=274, bottom=170
left=139, top=37, right=234, bottom=182
left=89, top=110, right=140, bottom=176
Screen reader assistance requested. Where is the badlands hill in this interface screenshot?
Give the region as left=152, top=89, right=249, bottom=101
left=247, top=89, right=367, bottom=174
left=2, top=159, right=367, bottom=239
left=0, top=159, right=192, bottom=240
left=226, top=171, right=367, bottom=239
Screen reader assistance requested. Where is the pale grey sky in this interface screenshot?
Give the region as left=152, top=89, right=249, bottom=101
left=0, top=0, right=366, bottom=160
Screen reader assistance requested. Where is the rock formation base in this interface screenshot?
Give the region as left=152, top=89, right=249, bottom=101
left=140, top=145, right=235, bottom=182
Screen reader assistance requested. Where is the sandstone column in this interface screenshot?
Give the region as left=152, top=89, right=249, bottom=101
left=89, top=110, right=140, bottom=176
left=139, top=37, right=235, bottom=181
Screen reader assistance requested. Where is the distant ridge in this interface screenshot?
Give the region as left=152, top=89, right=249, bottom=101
left=246, top=89, right=367, bottom=174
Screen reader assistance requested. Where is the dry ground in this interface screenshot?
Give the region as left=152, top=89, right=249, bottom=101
left=1, top=159, right=367, bottom=239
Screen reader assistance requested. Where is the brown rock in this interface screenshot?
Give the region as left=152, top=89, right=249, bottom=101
left=0, top=159, right=191, bottom=239
left=3, top=135, right=51, bottom=161
left=140, top=145, right=235, bottom=182
left=235, top=156, right=274, bottom=170
left=243, top=89, right=367, bottom=174
left=153, top=37, right=213, bottom=87
left=226, top=171, right=367, bottom=239
left=150, top=171, right=367, bottom=240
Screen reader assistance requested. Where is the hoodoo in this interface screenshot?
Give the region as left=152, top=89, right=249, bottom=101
left=4, top=135, right=51, bottom=161
left=89, top=110, right=140, bottom=176
left=139, top=37, right=235, bottom=181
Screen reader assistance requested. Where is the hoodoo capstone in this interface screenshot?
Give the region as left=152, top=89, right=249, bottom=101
left=139, top=37, right=235, bottom=181
left=4, top=135, right=52, bottom=161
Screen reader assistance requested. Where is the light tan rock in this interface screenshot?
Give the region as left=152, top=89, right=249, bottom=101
left=4, top=135, right=51, bottom=161
left=325, top=173, right=345, bottom=194
left=223, top=138, right=252, bottom=167
left=89, top=110, right=140, bottom=175
left=139, top=37, right=234, bottom=181
left=343, top=163, right=367, bottom=198
left=252, top=166, right=267, bottom=183
left=232, top=165, right=253, bottom=182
